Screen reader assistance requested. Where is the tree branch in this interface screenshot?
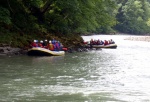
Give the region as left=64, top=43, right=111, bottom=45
left=7, top=0, right=13, bottom=13
left=41, top=0, right=54, bottom=14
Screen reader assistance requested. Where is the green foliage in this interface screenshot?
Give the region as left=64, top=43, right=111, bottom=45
left=0, top=0, right=117, bottom=35
left=2, top=0, right=150, bottom=47
left=0, top=6, right=11, bottom=25
left=115, top=0, right=150, bottom=34
left=30, top=0, right=43, bottom=8
left=42, top=0, right=117, bottom=34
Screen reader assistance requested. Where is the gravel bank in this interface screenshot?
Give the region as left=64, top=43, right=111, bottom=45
left=124, top=36, right=150, bottom=42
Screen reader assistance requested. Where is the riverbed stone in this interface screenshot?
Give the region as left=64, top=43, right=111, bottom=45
left=0, top=46, right=23, bottom=55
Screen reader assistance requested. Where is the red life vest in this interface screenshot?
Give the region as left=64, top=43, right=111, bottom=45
left=32, top=42, right=37, bottom=47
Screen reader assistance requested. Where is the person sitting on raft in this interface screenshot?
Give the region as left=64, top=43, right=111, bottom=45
left=48, top=40, right=54, bottom=51
left=96, top=39, right=101, bottom=45
left=52, top=38, right=56, bottom=44
left=43, top=39, right=48, bottom=48
left=100, top=40, right=104, bottom=45
left=109, top=39, right=115, bottom=44
left=55, top=41, right=60, bottom=51
left=90, top=39, right=94, bottom=45
left=104, top=40, right=109, bottom=45
left=31, top=40, right=38, bottom=47
left=38, top=40, right=44, bottom=48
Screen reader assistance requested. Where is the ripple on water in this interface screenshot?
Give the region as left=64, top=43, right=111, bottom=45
left=1, top=35, right=150, bottom=102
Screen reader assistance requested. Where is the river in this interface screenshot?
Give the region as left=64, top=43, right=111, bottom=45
left=0, top=35, right=150, bottom=102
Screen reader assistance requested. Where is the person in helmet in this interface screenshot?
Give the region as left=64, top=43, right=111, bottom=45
left=31, top=40, right=38, bottom=47
left=52, top=38, right=56, bottom=44
left=43, top=39, right=48, bottom=48
left=48, top=40, right=54, bottom=51
left=38, top=40, right=43, bottom=48
left=104, top=40, right=108, bottom=45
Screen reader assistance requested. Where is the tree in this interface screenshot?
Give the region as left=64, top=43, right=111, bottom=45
left=115, top=0, right=150, bottom=34
left=0, top=0, right=118, bottom=47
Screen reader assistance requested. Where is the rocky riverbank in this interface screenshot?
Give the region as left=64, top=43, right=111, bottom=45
left=0, top=43, right=90, bottom=56
left=124, top=36, right=150, bottom=42
left=0, top=44, right=27, bottom=56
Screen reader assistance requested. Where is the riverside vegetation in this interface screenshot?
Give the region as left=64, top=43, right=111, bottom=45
left=1, top=0, right=150, bottom=55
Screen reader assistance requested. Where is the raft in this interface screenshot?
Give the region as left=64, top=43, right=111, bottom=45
left=85, top=44, right=117, bottom=49
left=27, top=47, right=65, bottom=56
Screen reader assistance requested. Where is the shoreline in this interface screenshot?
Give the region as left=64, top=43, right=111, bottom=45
left=124, top=36, right=150, bottom=42
left=1, top=34, right=150, bottom=56
left=0, top=43, right=28, bottom=56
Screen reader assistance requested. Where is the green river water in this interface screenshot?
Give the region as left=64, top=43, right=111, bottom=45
left=0, top=35, right=150, bottom=102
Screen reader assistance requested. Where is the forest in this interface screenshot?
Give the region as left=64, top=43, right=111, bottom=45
left=1, top=0, right=150, bottom=47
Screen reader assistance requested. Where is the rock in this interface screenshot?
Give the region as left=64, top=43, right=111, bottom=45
left=0, top=49, right=4, bottom=53
left=0, top=43, right=9, bottom=47
left=0, top=46, right=25, bottom=56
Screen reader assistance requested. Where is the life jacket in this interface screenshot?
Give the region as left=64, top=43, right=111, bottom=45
left=38, top=43, right=43, bottom=48
left=49, top=43, right=54, bottom=51
left=97, top=40, right=100, bottom=45
left=104, top=40, right=108, bottom=45
left=55, top=42, right=60, bottom=49
left=32, top=42, right=37, bottom=47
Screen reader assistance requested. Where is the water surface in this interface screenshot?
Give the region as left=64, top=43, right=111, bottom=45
left=0, top=35, right=150, bottom=102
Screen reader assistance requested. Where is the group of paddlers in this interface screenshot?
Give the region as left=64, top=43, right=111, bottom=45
left=84, top=39, right=115, bottom=45
left=31, top=39, right=67, bottom=51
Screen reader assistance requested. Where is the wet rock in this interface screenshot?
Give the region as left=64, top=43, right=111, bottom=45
left=0, top=49, right=4, bottom=53
left=0, top=46, right=25, bottom=56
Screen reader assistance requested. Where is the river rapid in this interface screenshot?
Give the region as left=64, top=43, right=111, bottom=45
left=0, top=35, right=150, bottom=102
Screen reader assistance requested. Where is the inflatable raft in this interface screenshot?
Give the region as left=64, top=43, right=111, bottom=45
left=85, top=44, right=117, bottom=49
left=27, top=47, right=65, bottom=56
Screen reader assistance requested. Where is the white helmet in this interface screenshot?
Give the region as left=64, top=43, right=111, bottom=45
left=49, top=40, right=51, bottom=43
left=34, top=40, right=36, bottom=42
left=40, top=40, right=43, bottom=43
